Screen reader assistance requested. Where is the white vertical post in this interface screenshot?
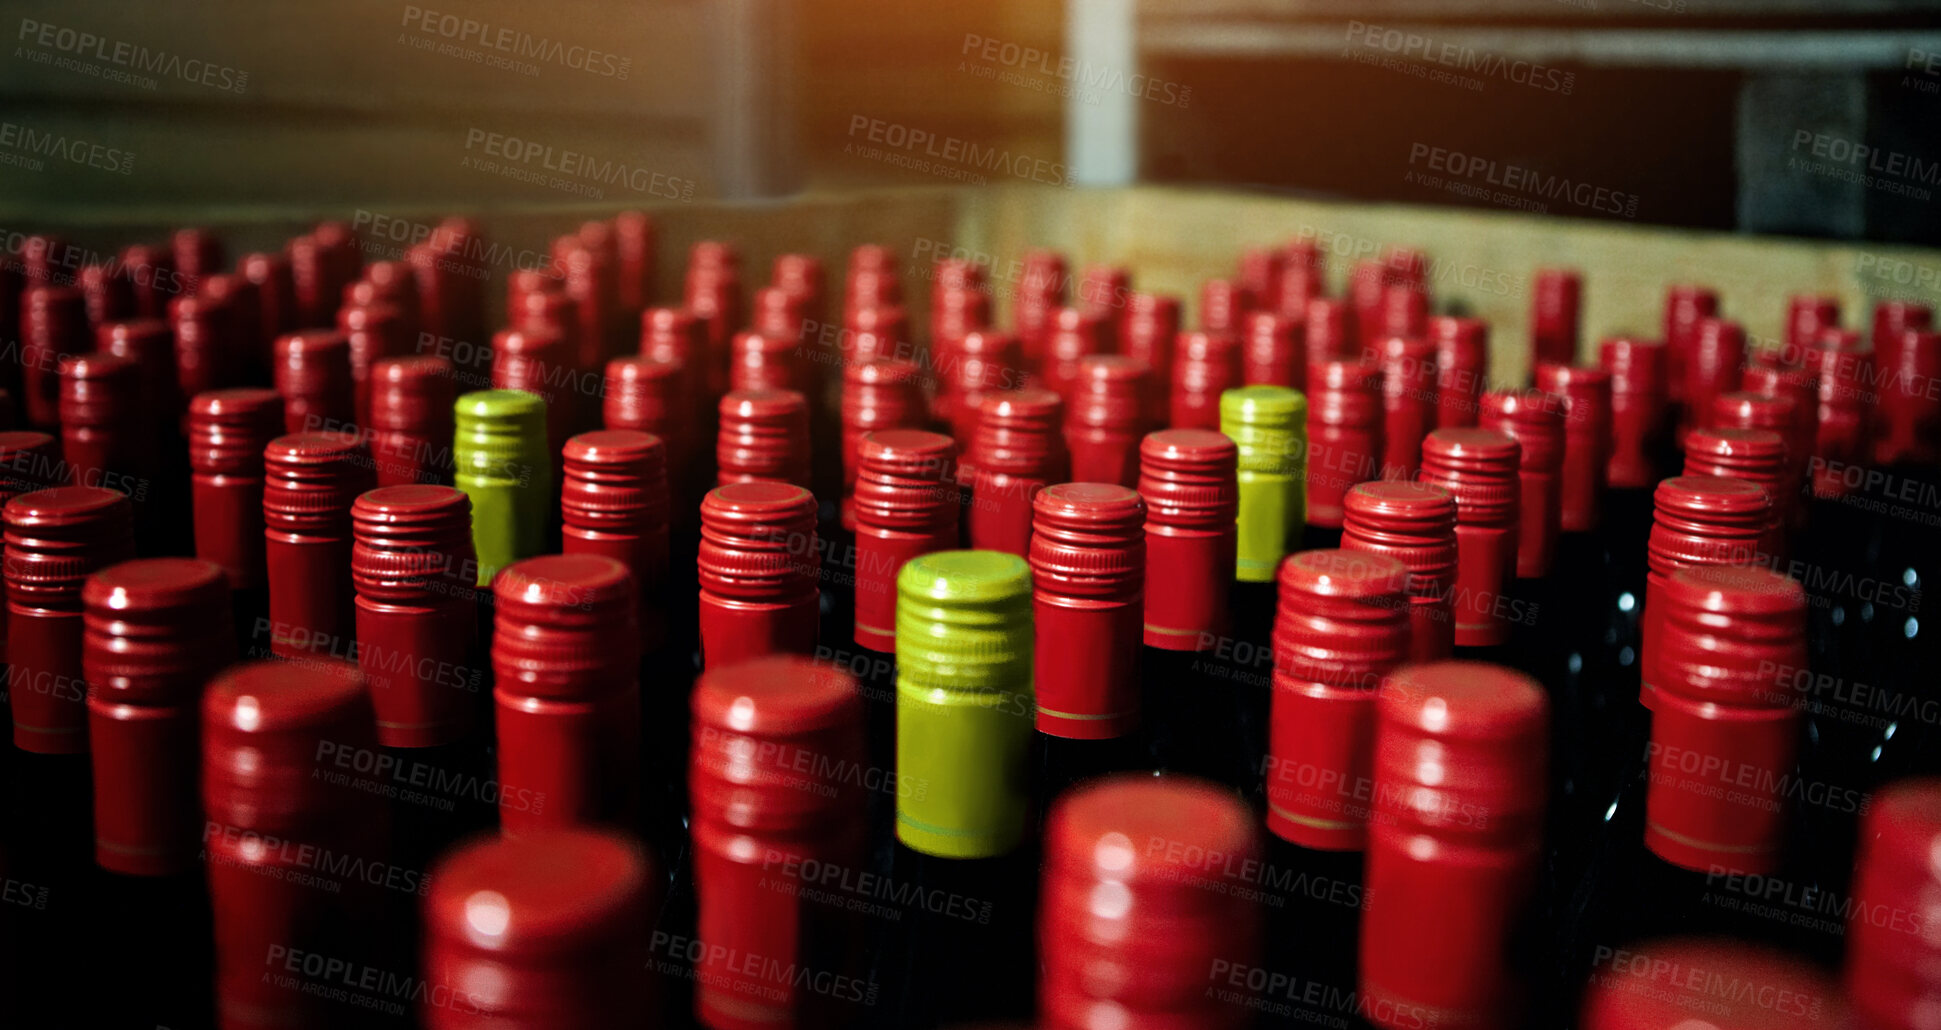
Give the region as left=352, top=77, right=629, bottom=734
left=1066, top=0, right=1139, bottom=187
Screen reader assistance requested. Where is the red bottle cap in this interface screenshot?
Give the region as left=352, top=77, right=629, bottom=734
left=6, top=486, right=137, bottom=604
left=852, top=429, right=959, bottom=651
left=1418, top=429, right=1519, bottom=647
left=1306, top=297, right=1356, bottom=362
left=1647, top=475, right=1773, bottom=578
left=1268, top=548, right=1410, bottom=850
left=83, top=557, right=233, bottom=874
left=1031, top=483, right=1144, bottom=737
left=262, top=432, right=374, bottom=536
left=690, top=654, right=866, bottom=830
left=1277, top=241, right=1324, bottom=319
left=288, top=233, right=348, bottom=329
left=1306, top=358, right=1384, bottom=528
left=610, top=211, right=657, bottom=309
left=20, top=235, right=69, bottom=286
left=1065, top=355, right=1150, bottom=488
left=1123, top=292, right=1182, bottom=387
left=1342, top=480, right=1458, bottom=664
left=120, top=243, right=176, bottom=318
left=842, top=358, right=927, bottom=528
left=1374, top=660, right=1548, bottom=842
left=1683, top=317, right=1745, bottom=440
left=273, top=330, right=355, bottom=435
left=79, top=263, right=134, bottom=326
left=172, top=228, right=224, bottom=288
left=1242, top=310, right=1306, bottom=391
left=1169, top=330, right=1242, bottom=431
left=424, top=829, right=655, bottom=1026
left=1647, top=564, right=1804, bottom=874
left=1846, top=780, right=1941, bottom=1030
left=0, top=431, right=58, bottom=503
left=493, top=325, right=580, bottom=454
left=367, top=355, right=457, bottom=482
left=1479, top=389, right=1566, bottom=578
left=561, top=243, right=617, bottom=371
left=169, top=291, right=243, bottom=417
left=561, top=430, right=669, bottom=591
left=970, top=388, right=1065, bottom=478
left=348, top=258, right=421, bottom=318
left=1870, top=300, right=1931, bottom=407
left=21, top=285, right=89, bottom=427
left=842, top=302, right=910, bottom=368
left=728, top=327, right=812, bottom=397
left=1240, top=247, right=1286, bottom=313
left=1531, top=269, right=1582, bottom=367
left=1376, top=335, right=1439, bottom=480
left=58, top=352, right=139, bottom=432
left=1350, top=260, right=1389, bottom=353
left=639, top=305, right=703, bottom=378
left=1199, top=277, right=1254, bottom=336
left=717, top=388, right=811, bottom=488
left=1741, top=362, right=1820, bottom=463
left=1682, top=427, right=1786, bottom=505
left=1599, top=337, right=1670, bottom=489
left=933, top=282, right=993, bottom=360
left=1428, top=315, right=1489, bottom=430
left=1582, top=939, right=1845, bottom=1030
left=1808, top=331, right=1873, bottom=497
left=1042, top=306, right=1106, bottom=402
left=697, top=482, right=821, bottom=669
left=1711, top=390, right=1804, bottom=523
left=97, top=318, right=178, bottom=425
left=1876, top=329, right=1941, bottom=466
left=1379, top=283, right=1429, bottom=342
left=1138, top=428, right=1238, bottom=650
left=1785, top=293, right=1840, bottom=354
left=338, top=303, right=409, bottom=420
left=240, top=251, right=297, bottom=344
left=939, top=329, right=1012, bottom=449
left=202, top=657, right=377, bottom=836
left=1078, top=263, right=1129, bottom=325
left=1662, top=284, right=1720, bottom=405
left=186, top=389, right=283, bottom=591
left=1041, top=777, right=1262, bottom=1030
left=1533, top=363, right=1611, bottom=534
left=350, top=484, right=475, bottom=605
left=349, top=485, right=475, bottom=746
left=754, top=284, right=809, bottom=347
left=493, top=553, right=637, bottom=701
left=771, top=251, right=824, bottom=314
left=602, top=355, right=687, bottom=481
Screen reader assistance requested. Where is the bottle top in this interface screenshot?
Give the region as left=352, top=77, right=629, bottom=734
left=1479, top=389, right=1566, bottom=472
left=1580, top=938, right=1845, bottom=1030
left=201, top=659, right=375, bottom=830
left=854, top=429, right=957, bottom=532
left=1599, top=336, right=1668, bottom=395
left=350, top=485, right=475, bottom=600
left=0, top=431, right=57, bottom=497
left=274, top=329, right=353, bottom=395
left=1375, top=661, right=1548, bottom=842
left=1682, top=428, right=1786, bottom=494
left=1418, top=428, right=1520, bottom=525
left=1274, top=549, right=1410, bottom=688
left=1030, top=483, right=1144, bottom=601
left=1044, top=775, right=1258, bottom=892
left=1647, top=475, right=1772, bottom=574
left=5, top=487, right=136, bottom=606
left=426, top=830, right=653, bottom=960
left=1306, top=297, right=1355, bottom=360
left=689, top=655, right=867, bottom=833
left=58, top=353, right=139, bottom=429
left=561, top=430, right=666, bottom=511
left=1138, top=428, right=1238, bottom=530
left=1199, top=277, right=1253, bottom=333
left=262, top=433, right=372, bottom=529
left=1304, top=359, right=1382, bottom=429
left=1655, top=564, right=1804, bottom=709
left=368, top=356, right=457, bottom=432
left=639, top=306, right=703, bottom=367
left=894, top=550, right=1032, bottom=691
left=1069, top=354, right=1149, bottom=428
left=82, top=558, right=233, bottom=705
left=697, top=482, right=820, bottom=603
left=492, top=553, right=637, bottom=699
left=1786, top=293, right=1841, bottom=352
left=1712, top=390, right=1797, bottom=438
left=716, top=388, right=811, bottom=487
left=187, top=388, right=285, bottom=476
left=1343, top=480, right=1458, bottom=563
left=971, top=388, right=1065, bottom=476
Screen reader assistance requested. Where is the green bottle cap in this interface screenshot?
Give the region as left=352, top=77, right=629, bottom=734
left=894, top=550, right=1034, bottom=860
left=453, top=389, right=551, bottom=584
left=1220, top=385, right=1307, bottom=583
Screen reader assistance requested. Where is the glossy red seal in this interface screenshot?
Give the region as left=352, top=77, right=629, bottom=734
left=698, top=482, right=821, bottom=670
left=1712, top=389, right=1805, bottom=528
left=97, top=318, right=178, bottom=431
left=1599, top=337, right=1669, bottom=489
left=1429, top=316, right=1488, bottom=429
left=240, top=250, right=298, bottom=347
left=1808, top=330, right=1873, bottom=498
left=1078, top=265, right=1129, bottom=340
left=1376, top=335, right=1438, bottom=480
left=1268, top=549, right=1409, bottom=850
left=756, top=281, right=811, bottom=348
left=494, top=325, right=580, bottom=460
left=562, top=430, right=669, bottom=650
left=1683, top=317, right=1744, bottom=444
left=5, top=486, right=134, bottom=752
left=119, top=243, right=174, bottom=318
left=1362, top=661, right=1548, bottom=1030
left=1306, top=357, right=1384, bottom=529
left=717, top=388, right=811, bottom=489
left=351, top=485, right=478, bottom=748
left=1349, top=261, right=1388, bottom=355
left=1342, top=480, right=1458, bottom=663
left=1647, top=565, right=1804, bottom=875
left=1042, top=306, right=1106, bottom=403
left=1640, top=475, right=1774, bottom=709
left=1065, top=355, right=1150, bottom=488
left=58, top=353, right=143, bottom=493
left=1877, top=329, right=1941, bottom=466
left=0, top=431, right=57, bottom=663
left=1379, top=283, right=1428, bottom=342
left=1846, top=780, right=1941, bottom=1030
left=968, top=388, right=1066, bottom=557
left=338, top=302, right=410, bottom=427
left=1138, top=429, right=1237, bottom=651
left=273, top=329, right=355, bottom=436
left=1122, top=293, right=1182, bottom=400
left=1479, top=389, right=1566, bottom=579
left=1417, top=428, right=1519, bottom=647
left=263, top=432, right=374, bottom=660
left=603, top=354, right=689, bottom=494
left=170, top=227, right=224, bottom=289
left=613, top=210, right=658, bottom=316
left=1530, top=269, right=1583, bottom=369
left=289, top=231, right=355, bottom=329
left=1306, top=297, right=1356, bottom=363
left=942, top=329, right=1019, bottom=453
left=84, top=557, right=233, bottom=875
left=1200, top=277, right=1254, bottom=336
left=1170, top=330, right=1242, bottom=431
left=188, top=388, right=285, bottom=591
left=689, top=656, right=869, bottom=1030
left=852, top=429, right=958, bottom=652
left=842, top=303, right=909, bottom=373
left=1031, top=483, right=1145, bottom=738
left=1582, top=938, right=1845, bottom=1030
left=841, top=358, right=926, bottom=530
left=368, top=355, right=456, bottom=486
left=1785, top=293, right=1840, bottom=354
left=79, top=263, right=133, bottom=327
left=1533, top=363, right=1611, bottom=534
left=1741, top=363, right=1820, bottom=489
left=1014, top=252, right=1065, bottom=368
left=170, top=291, right=241, bottom=420
left=493, top=553, right=641, bottom=835
left=425, top=830, right=656, bottom=1029
left=772, top=251, right=827, bottom=332
left=1242, top=310, right=1305, bottom=391
left=561, top=241, right=617, bottom=370
left=685, top=261, right=742, bottom=396
left=729, top=327, right=813, bottom=399
left=1041, top=777, right=1262, bottom=1030
left=1872, top=298, right=1931, bottom=356
left=21, top=284, right=88, bottom=428
left=1662, top=284, right=1719, bottom=413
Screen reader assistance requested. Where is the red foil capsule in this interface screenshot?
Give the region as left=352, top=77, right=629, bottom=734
left=614, top=210, right=658, bottom=315
left=188, top=389, right=284, bottom=593
left=1078, top=264, right=1130, bottom=338
left=1362, top=662, right=1548, bottom=1030
left=1647, top=565, right=1804, bottom=875
left=689, top=655, right=868, bottom=1030
left=351, top=485, right=478, bottom=748
left=1742, top=363, right=1820, bottom=486
left=944, top=329, right=1018, bottom=454
left=1343, top=480, right=1459, bottom=663
left=59, top=353, right=144, bottom=495
left=1169, top=330, right=1242, bottom=431
left=0, top=431, right=58, bottom=661
left=841, top=358, right=926, bottom=530
left=1640, top=476, right=1772, bottom=706
left=634, top=309, right=701, bottom=391
left=843, top=302, right=910, bottom=369
left=561, top=243, right=616, bottom=370
left=728, top=328, right=812, bottom=398
left=1600, top=337, right=1670, bottom=489
left=1199, top=277, right=1254, bottom=335
left=1531, top=269, right=1582, bottom=368
left=84, top=557, right=233, bottom=876
left=1376, top=335, right=1439, bottom=480
left=21, top=284, right=89, bottom=427
left=603, top=355, right=689, bottom=494
left=1240, top=246, right=1286, bottom=314
left=1350, top=260, right=1389, bottom=355
left=1031, top=483, right=1145, bottom=738
left=493, top=553, right=641, bottom=835
left=1065, top=355, right=1150, bottom=488
left=1877, top=329, right=1941, bottom=465
left=1583, top=939, right=1845, bottom=1030
left=1872, top=298, right=1931, bottom=356
left=289, top=232, right=350, bottom=329
left=273, top=329, right=355, bottom=436
left=1306, top=297, right=1356, bottom=363
left=1533, top=364, right=1612, bottom=534
left=771, top=252, right=826, bottom=332
left=347, top=259, right=422, bottom=327
left=97, top=318, right=179, bottom=432
left=686, top=260, right=743, bottom=396
left=1479, top=389, right=1566, bottom=579
left=368, top=355, right=457, bottom=486
left=121, top=243, right=178, bottom=319
left=1306, top=358, right=1385, bottom=529
left=1043, top=306, right=1106, bottom=402
left=1846, top=781, right=1941, bottom=1030
left=423, top=829, right=655, bottom=1029
left=494, top=326, right=580, bottom=459
left=1267, top=549, right=1410, bottom=850
left=754, top=284, right=810, bottom=348
left=852, top=429, right=958, bottom=652
left=338, top=303, right=409, bottom=427
left=1040, top=778, right=1262, bottom=1030
left=1139, top=428, right=1238, bottom=650
left=1430, top=316, right=1489, bottom=429
left=240, top=251, right=298, bottom=348
left=172, top=228, right=224, bottom=290
left=5, top=486, right=135, bottom=752
left=1379, top=283, right=1429, bottom=343
left=561, top=430, right=669, bottom=649
left=170, top=292, right=242, bottom=422
left=1122, top=293, right=1182, bottom=395
left=717, top=388, right=811, bottom=489
left=79, top=263, right=135, bottom=327
left=1809, top=332, right=1874, bottom=498
left=1683, top=317, right=1745, bottom=445
left=1417, top=428, right=1520, bottom=648
left=1711, top=389, right=1804, bottom=530
left=1242, top=310, right=1306, bottom=391
left=698, top=482, right=821, bottom=669
left=1785, top=293, right=1840, bottom=355
left=1662, top=284, right=1719, bottom=413
left=202, top=659, right=386, bottom=1030
left=1277, top=240, right=1325, bottom=320
left=263, top=432, right=374, bottom=660
left=968, top=388, right=1066, bottom=557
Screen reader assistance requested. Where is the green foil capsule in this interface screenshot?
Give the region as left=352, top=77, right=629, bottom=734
left=895, top=550, right=1034, bottom=859
left=453, top=389, right=551, bottom=585
left=1220, top=385, right=1307, bottom=583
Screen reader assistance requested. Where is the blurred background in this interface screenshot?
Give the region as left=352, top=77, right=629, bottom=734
left=3, top=0, right=1939, bottom=243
